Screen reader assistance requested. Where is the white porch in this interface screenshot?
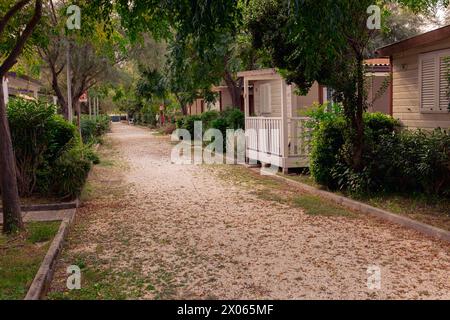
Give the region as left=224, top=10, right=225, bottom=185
left=244, top=116, right=311, bottom=171
left=241, top=69, right=311, bottom=171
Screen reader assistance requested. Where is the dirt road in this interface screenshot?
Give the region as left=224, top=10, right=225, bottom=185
left=49, top=123, right=450, bottom=300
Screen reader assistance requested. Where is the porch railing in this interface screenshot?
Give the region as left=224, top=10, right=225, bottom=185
left=245, top=117, right=311, bottom=158
left=245, top=117, right=282, bottom=156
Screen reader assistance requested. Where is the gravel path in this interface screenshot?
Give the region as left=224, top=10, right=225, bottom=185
left=51, top=123, right=450, bottom=300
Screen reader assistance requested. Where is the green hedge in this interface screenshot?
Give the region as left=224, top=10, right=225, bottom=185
left=6, top=98, right=98, bottom=199
left=80, top=115, right=111, bottom=144
left=176, top=108, right=244, bottom=137
left=309, top=104, right=450, bottom=196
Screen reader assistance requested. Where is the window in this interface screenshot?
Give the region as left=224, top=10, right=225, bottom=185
left=419, top=49, right=450, bottom=113
left=259, top=83, right=271, bottom=114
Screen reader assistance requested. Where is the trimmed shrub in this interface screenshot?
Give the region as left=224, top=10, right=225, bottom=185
left=309, top=105, right=450, bottom=196
left=5, top=98, right=101, bottom=199
left=49, top=144, right=93, bottom=199
left=222, top=108, right=245, bottom=130
left=200, top=110, right=220, bottom=129
left=7, top=99, right=79, bottom=195
left=309, top=116, right=347, bottom=189
left=80, top=115, right=111, bottom=144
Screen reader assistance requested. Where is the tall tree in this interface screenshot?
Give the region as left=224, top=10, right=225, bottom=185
left=38, top=1, right=128, bottom=121
left=247, top=0, right=445, bottom=170
left=0, top=0, right=43, bottom=234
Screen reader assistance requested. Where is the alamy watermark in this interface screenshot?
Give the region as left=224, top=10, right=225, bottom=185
left=171, top=121, right=281, bottom=175
left=66, top=4, right=81, bottom=30
left=66, top=265, right=81, bottom=290
left=367, top=5, right=381, bottom=30
left=367, top=265, right=381, bottom=290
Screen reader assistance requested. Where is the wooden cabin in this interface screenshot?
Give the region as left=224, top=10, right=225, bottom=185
left=239, top=69, right=320, bottom=172
left=239, top=65, right=392, bottom=172
left=378, top=25, right=450, bottom=129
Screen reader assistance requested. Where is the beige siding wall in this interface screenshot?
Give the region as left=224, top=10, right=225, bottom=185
left=253, top=79, right=282, bottom=116
left=291, top=82, right=321, bottom=116
left=367, top=75, right=391, bottom=115
left=393, top=39, right=450, bottom=129
left=252, top=80, right=320, bottom=117
left=221, top=89, right=234, bottom=109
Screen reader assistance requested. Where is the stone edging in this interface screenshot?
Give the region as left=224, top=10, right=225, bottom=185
left=0, top=200, right=78, bottom=213
left=266, top=172, right=450, bottom=243
left=24, top=208, right=76, bottom=300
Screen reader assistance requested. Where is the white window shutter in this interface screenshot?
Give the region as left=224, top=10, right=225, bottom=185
left=438, top=55, right=450, bottom=112
left=420, top=54, right=437, bottom=113
left=260, top=84, right=266, bottom=113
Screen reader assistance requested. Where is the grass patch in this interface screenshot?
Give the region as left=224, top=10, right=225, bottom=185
left=281, top=172, right=450, bottom=230
left=47, top=267, right=150, bottom=300
left=212, top=165, right=355, bottom=217
left=292, top=194, right=356, bottom=217
left=0, top=221, right=60, bottom=300
left=358, top=193, right=450, bottom=231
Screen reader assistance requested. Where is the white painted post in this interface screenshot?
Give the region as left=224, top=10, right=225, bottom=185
left=280, top=79, right=289, bottom=172
left=244, top=78, right=249, bottom=118
left=2, top=77, right=9, bottom=105
left=53, top=96, right=58, bottom=105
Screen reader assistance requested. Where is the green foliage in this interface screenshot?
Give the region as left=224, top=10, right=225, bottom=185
left=177, top=109, right=244, bottom=138
left=179, top=115, right=202, bottom=137
left=309, top=109, right=450, bottom=196
left=49, top=144, right=93, bottom=200
left=310, top=116, right=347, bottom=189
left=5, top=98, right=103, bottom=199
left=200, top=111, right=221, bottom=129
left=7, top=99, right=77, bottom=195
left=222, top=108, right=245, bottom=130
left=80, top=115, right=111, bottom=144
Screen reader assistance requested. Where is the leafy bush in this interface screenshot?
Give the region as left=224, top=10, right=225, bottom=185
left=5, top=98, right=103, bottom=199
left=222, top=108, right=245, bottom=130
left=80, top=115, right=111, bottom=144
left=175, top=109, right=245, bottom=150
left=7, top=99, right=79, bottom=195
left=181, top=115, right=202, bottom=137
left=200, top=110, right=220, bottom=129
left=48, top=144, right=93, bottom=199
left=309, top=116, right=347, bottom=189
left=309, top=106, right=450, bottom=196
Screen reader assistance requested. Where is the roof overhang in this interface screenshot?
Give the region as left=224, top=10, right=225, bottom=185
left=377, top=25, right=450, bottom=56
left=237, top=68, right=279, bottom=78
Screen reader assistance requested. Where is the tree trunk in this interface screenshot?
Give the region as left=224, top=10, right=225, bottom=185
left=352, top=55, right=365, bottom=171
left=0, top=0, right=43, bottom=234
left=51, top=72, right=68, bottom=118
left=0, top=88, right=24, bottom=234
left=224, top=70, right=242, bottom=109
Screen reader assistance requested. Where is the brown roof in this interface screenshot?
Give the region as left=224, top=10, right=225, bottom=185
left=377, top=25, right=450, bottom=56
left=365, top=58, right=390, bottom=66
left=237, top=68, right=278, bottom=77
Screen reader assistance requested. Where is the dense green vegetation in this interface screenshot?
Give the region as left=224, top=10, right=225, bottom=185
left=308, top=104, right=450, bottom=196
left=5, top=98, right=105, bottom=200
left=0, top=221, right=60, bottom=300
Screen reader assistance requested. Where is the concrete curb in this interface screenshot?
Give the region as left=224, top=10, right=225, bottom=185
left=24, top=208, right=76, bottom=300
left=0, top=200, right=78, bottom=213
left=267, top=172, right=450, bottom=243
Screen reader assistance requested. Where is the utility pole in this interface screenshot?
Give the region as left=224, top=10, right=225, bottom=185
left=66, top=44, right=73, bottom=123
